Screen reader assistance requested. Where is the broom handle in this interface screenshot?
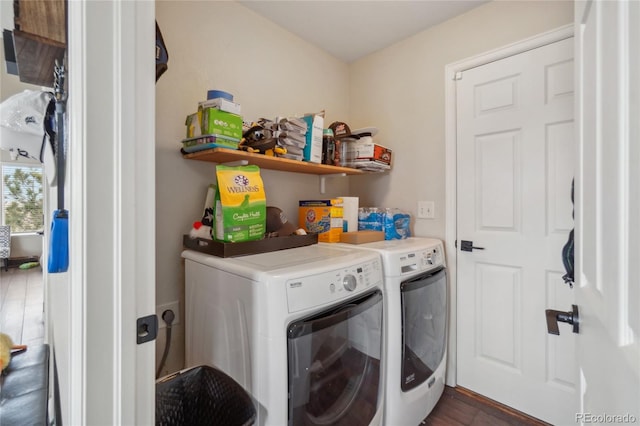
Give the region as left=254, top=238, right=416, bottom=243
left=54, top=61, right=66, bottom=211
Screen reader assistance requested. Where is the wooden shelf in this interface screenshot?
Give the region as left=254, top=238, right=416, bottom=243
left=183, top=147, right=366, bottom=176
left=14, top=0, right=66, bottom=43
left=13, top=30, right=65, bottom=87
left=12, top=0, right=67, bottom=87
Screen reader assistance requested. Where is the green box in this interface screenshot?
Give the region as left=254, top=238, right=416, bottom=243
left=201, top=107, right=243, bottom=140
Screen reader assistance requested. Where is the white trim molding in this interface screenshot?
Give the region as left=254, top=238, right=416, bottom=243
left=61, top=1, right=156, bottom=424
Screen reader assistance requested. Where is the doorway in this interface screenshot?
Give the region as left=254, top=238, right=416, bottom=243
left=445, top=26, right=576, bottom=425
left=0, top=47, right=47, bottom=352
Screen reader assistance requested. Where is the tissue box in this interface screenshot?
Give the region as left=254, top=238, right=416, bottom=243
left=201, top=107, right=243, bottom=140
left=299, top=199, right=343, bottom=243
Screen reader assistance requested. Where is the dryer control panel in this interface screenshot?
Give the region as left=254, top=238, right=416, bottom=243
left=397, top=245, right=444, bottom=277
left=286, top=258, right=383, bottom=313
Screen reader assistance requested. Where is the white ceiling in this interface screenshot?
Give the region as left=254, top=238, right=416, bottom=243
left=238, top=0, right=489, bottom=63
left=1, top=1, right=489, bottom=63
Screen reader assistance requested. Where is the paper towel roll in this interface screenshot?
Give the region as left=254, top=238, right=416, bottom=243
left=339, top=196, right=359, bottom=232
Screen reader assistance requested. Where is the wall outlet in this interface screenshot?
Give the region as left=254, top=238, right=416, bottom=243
left=156, top=301, right=180, bottom=329
left=418, top=201, right=435, bottom=219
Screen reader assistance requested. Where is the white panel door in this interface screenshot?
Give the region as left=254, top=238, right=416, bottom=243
left=456, top=37, right=576, bottom=425
left=575, top=0, right=640, bottom=422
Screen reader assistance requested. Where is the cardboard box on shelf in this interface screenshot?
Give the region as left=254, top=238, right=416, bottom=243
left=344, top=137, right=392, bottom=165
left=299, top=199, right=343, bottom=243
left=201, top=107, right=243, bottom=140
left=198, top=97, right=242, bottom=115
left=340, top=231, right=385, bottom=244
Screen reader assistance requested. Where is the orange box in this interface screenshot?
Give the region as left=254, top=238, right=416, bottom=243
left=299, top=199, right=343, bottom=243
left=344, top=139, right=392, bottom=165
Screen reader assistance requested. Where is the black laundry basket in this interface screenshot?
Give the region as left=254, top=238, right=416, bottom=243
left=156, top=365, right=256, bottom=426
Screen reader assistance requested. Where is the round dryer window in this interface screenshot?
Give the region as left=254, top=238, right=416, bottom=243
left=287, top=290, right=383, bottom=426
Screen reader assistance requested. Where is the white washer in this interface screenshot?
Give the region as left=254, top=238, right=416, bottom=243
left=327, top=237, right=447, bottom=425
left=182, top=244, right=385, bottom=426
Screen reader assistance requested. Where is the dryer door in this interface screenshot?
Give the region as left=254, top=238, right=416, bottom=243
left=400, top=267, right=447, bottom=392
left=287, top=290, right=383, bottom=426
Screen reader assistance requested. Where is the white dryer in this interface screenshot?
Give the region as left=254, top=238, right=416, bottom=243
left=328, top=237, right=447, bottom=425
left=182, top=244, right=385, bottom=426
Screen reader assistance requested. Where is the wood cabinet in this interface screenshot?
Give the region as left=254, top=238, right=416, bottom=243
left=11, top=0, right=66, bottom=87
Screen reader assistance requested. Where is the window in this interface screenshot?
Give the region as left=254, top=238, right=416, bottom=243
left=1, top=163, right=44, bottom=233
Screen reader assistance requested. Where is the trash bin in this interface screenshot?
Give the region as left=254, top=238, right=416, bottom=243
left=156, top=365, right=256, bottom=426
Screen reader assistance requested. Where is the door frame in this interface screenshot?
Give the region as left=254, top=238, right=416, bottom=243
left=443, top=24, right=573, bottom=386
left=61, top=1, right=156, bottom=424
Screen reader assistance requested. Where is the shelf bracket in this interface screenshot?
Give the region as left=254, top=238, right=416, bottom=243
left=319, top=173, right=347, bottom=194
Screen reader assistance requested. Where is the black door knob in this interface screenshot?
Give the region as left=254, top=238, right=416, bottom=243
left=460, top=240, right=485, bottom=252
left=545, top=305, right=579, bottom=335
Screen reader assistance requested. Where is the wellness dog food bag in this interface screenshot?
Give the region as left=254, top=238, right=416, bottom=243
left=214, top=165, right=266, bottom=242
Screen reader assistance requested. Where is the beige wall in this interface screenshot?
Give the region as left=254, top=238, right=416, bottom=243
left=155, top=1, right=351, bottom=375
left=349, top=0, right=573, bottom=240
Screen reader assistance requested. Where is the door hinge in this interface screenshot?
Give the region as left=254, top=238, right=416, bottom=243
left=137, top=314, right=158, bottom=344
left=454, top=71, right=463, bottom=80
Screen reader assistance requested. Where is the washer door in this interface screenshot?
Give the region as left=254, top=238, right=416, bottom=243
left=400, top=267, right=447, bottom=392
left=287, top=290, right=383, bottom=426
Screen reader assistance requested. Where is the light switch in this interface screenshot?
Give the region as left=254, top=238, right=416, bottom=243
left=418, top=201, right=435, bottom=219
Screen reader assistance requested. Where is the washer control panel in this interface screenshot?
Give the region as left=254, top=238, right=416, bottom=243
left=286, top=257, right=383, bottom=313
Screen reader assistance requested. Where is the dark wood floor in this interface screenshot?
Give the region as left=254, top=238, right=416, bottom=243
left=2, top=267, right=549, bottom=426
left=423, top=386, right=550, bottom=426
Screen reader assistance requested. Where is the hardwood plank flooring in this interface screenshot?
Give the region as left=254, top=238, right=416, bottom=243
left=423, top=386, right=551, bottom=426
left=0, top=265, right=45, bottom=347
left=1, top=267, right=550, bottom=426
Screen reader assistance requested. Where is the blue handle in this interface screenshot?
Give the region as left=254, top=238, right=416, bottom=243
left=48, top=209, right=69, bottom=273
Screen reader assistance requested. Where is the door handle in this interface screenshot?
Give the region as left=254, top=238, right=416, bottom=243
left=545, top=305, right=579, bottom=335
left=460, top=240, right=485, bottom=252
